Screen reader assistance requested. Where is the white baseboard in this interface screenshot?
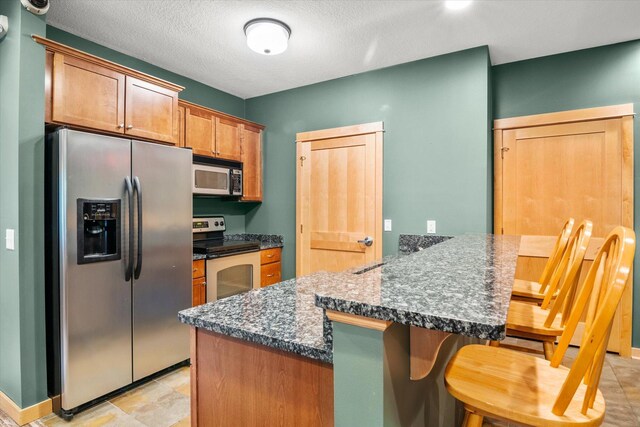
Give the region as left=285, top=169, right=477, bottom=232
left=632, top=347, right=640, bottom=360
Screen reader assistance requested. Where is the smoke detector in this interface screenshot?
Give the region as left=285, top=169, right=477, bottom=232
left=20, top=0, right=49, bottom=15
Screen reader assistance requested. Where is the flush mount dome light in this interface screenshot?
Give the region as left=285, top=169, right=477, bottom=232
left=445, top=0, right=472, bottom=10
left=244, top=18, right=291, bottom=55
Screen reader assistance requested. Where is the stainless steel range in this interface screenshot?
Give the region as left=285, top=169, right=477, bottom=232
left=193, top=217, right=261, bottom=300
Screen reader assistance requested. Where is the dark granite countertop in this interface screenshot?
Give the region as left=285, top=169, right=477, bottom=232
left=179, top=234, right=519, bottom=363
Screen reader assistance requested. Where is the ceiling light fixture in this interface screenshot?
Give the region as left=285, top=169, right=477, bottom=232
left=244, top=18, right=291, bottom=56
left=445, top=0, right=472, bottom=10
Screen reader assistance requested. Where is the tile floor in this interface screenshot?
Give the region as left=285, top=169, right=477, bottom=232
left=1, top=339, right=638, bottom=427
left=0, top=367, right=191, bottom=427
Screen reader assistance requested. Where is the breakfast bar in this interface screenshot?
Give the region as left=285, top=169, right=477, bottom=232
left=179, top=234, right=520, bottom=426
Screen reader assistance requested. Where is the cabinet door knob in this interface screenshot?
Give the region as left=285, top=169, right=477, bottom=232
left=126, top=125, right=134, bottom=129
left=117, top=123, right=125, bottom=129
left=266, top=274, right=274, bottom=278
left=267, top=254, right=273, bottom=258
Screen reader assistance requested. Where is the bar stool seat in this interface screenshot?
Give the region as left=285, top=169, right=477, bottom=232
left=445, top=345, right=605, bottom=426
left=507, top=301, right=563, bottom=336
left=511, top=278, right=547, bottom=300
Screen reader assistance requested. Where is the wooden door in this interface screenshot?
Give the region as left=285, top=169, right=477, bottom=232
left=124, top=76, right=178, bottom=145
left=185, top=105, right=216, bottom=157
left=494, top=104, right=634, bottom=356
left=296, top=122, right=383, bottom=276
left=240, top=124, right=263, bottom=201
left=51, top=52, right=125, bottom=133
left=215, top=117, right=241, bottom=161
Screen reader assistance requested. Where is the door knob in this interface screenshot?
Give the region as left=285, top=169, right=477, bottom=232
left=126, top=125, right=134, bottom=130
left=358, top=236, right=373, bottom=247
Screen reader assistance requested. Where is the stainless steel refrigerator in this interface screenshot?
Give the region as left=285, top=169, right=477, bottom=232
left=45, top=129, right=192, bottom=418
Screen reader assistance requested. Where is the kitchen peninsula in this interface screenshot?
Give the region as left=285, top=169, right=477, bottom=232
left=179, top=234, right=520, bottom=426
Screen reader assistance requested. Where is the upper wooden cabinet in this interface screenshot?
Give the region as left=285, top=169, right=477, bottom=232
left=177, top=100, right=264, bottom=201
left=125, top=76, right=178, bottom=144
left=50, top=51, right=126, bottom=134
left=241, top=124, right=263, bottom=201
left=36, top=36, right=183, bottom=145
left=216, top=117, right=241, bottom=161
left=180, top=101, right=242, bottom=162
left=185, top=104, right=216, bottom=156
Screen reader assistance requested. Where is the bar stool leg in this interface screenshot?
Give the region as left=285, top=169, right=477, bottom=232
left=543, top=341, right=555, bottom=360
left=462, top=409, right=484, bottom=427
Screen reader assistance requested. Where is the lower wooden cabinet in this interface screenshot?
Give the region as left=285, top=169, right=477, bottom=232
left=260, top=248, right=282, bottom=287
left=192, top=259, right=206, bottom=306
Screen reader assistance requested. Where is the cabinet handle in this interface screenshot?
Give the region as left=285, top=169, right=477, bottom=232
left=266, top=274, right=274, bottom=278
left=126, top=125, right=134, bottom=129
left=266, top=254, right=273, bottom=258
left=117, top=123, right=125, bottom=129
left=193, top=268, right=197, bottom=272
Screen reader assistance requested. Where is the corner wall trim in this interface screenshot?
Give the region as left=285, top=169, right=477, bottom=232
left=0, top=392, right=52, bottom=426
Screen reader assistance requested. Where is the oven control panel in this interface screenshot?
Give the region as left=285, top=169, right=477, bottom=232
left=193, top=216, right=225, bottom=233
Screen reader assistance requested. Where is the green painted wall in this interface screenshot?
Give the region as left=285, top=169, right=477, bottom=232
left=493, top=40, right=640, bottom=347
left=245, top=47, right=492, bottom=280
left=0, top=2, right=47, bottom=407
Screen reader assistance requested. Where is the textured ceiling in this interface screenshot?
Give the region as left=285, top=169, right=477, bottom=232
left=46, top=0, right=640, bottom=99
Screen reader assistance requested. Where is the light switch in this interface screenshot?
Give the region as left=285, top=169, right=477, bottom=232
left=384, top=219, right=392, bottom=232
left=427, top=220, right=436, bottom=234
left=5, top=229, right=15, bottom=250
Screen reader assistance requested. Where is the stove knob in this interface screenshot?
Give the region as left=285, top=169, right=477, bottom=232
left=220, top=221, right=224, bottom=226
left=214, top=221, right=219, bottom=226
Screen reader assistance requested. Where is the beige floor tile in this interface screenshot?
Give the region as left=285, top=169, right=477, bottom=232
left=38, top=402, right=145, bottom=427
left=169, top=416, right=190, bottom=427
left=155, top=367, right=190, bottom=391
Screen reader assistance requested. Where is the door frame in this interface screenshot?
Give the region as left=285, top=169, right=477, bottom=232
left=295, top=122, right=384, bottom=276
left=493, top=103, right=634, bottom=356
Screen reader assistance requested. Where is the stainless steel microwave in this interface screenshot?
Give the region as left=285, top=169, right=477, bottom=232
left=192, top=155, right=243, bottom=196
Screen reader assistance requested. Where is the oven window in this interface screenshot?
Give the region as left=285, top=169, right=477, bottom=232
left=217, top=264, right=253, bottom=299
left=195, top=170, right=228, bottom=190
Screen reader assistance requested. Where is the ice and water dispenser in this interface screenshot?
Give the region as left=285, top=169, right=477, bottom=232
left=77, top=199, right=121, bottom=264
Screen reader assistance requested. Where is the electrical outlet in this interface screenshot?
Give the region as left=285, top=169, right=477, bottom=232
left=5, top=229, right=15, bottom=250
left=426, top=220, right=436, bottom=234
left=384, top=219, right=392, bottom=232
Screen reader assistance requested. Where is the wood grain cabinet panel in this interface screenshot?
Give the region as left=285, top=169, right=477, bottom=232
left=260, top=248, right=282, bottom=287
left=215, top=117, right=241, bottom=161
left=261, top=262, right=282, bottom=287
left=185, top=106, right=216, bottom=157
left=51, top=52, right=125, bottom=133
left=177, top=103, right=186, bottom=148
left=192, top=259, right=205, bottom=279
left=241, top=124, right=263, bottom=201
left=125, top=76, right=178, bottom=144
left=260, top=248, right=281, bottom=264
left=37, top=36, right=183, bottom=145
left=192, top=277, right=206, bottom=306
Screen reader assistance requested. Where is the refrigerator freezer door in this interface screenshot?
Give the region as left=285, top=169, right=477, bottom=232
left=132, top=140, right=192, bottom=380
left=59, top=130, right=133, bottom=410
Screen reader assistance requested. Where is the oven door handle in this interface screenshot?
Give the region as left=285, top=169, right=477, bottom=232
left=124, top=176, right=134, bottom=282
left=133, top=176, right=143, bottom=280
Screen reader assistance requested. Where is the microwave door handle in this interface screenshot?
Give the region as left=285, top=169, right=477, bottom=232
left=125, top=177, right=134, bottom=281
left=229, top=172, right=233, bottom=195
left=133, top=176, right=143, bottom=279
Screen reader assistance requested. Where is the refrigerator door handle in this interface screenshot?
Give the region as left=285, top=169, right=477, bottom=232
left=133, top=176, right=143, bottom=279
left=125, top=176, right=134, bottom=281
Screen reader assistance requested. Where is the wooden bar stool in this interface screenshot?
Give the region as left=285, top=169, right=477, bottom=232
left=445, top=226, right=635, bottom=427
left=504, top=220, right=593, bottom=359
left=512, top=218, right=575, bottom=303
